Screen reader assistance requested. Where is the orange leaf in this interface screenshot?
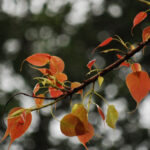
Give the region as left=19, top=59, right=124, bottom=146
left=50, top=56, right=65, bottom=75
left=55, top=72, right=68, bottom=82
left=34, top=94, right=44, bottom=107
left=78, top=122, right=94, bottom=150
left=126, top=71, right=150, bottom=103
left=96, top=104, right=105, bottom=121
left=131, top=63, right=142, bottom=72
left=117, top=54, right=130, bottom=67
left=92, top=37, right=113, bottom=53
left=131, top=11, right=147, bottom=34
left=25, top=53, right=51, bottom=66
left=33, top=83, right=40, bottom=96
left=71, top=82, right=83, bottom=94
left=49, top=87, right=63, bottom=98
left=87, top=59, right=96, bottom=70
left=0, top=107, right=32, bottom=150
left=60, top=114, right=86, bottom=137
left=142, top=26, right=150, bottom=42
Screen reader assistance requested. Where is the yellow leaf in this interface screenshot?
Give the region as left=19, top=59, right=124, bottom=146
left=98, top=76, right=104, bottom=87
left=106, top=105, right=119, bottom=128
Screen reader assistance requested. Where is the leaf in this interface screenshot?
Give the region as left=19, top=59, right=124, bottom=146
left=33, top=83, right=40, bottom=96
left=55, top=72, right=68, bottom=82
left=49, top=87, right=63, bottom=98
left=126, top=71, right=150, bottom=103
left=106, top=105, right=119, bottom=128
left=117, top=54, right=130, bottom=67
left=71, top=104, right=88, bottom=125
left=78, top=122, right=94, bottom=150
left=71, top=82, right=83, bottom=94
left=131, top=11, right=147, bottom=34
left=142, top=26, right=150, bottom=42
left=139, top=0, right=150, bottom=5
left=101, top=48, right=122, bottom=53
left=98, top=76, right=104, bottom=87
left=25, top=53, right=51, bottom=66
left=87, top=59, right=96, bottom=70
left=34, top=94, right=44, bottom=107
left=50, top=56, right=65, bottom=75
left=92, top=37, right=113, bottom=53
left=131, top=63, right=142, bottom=72
left=60, top=113, right=86, bottom=136
left=0, top=107, right=32, bottom=150
left=34, top=77, right=52, bottom=86
left=96, top=104, right=105, bottom=121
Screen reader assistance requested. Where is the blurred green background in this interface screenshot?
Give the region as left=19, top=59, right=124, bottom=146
left=0, top=0, right=150, bottom=150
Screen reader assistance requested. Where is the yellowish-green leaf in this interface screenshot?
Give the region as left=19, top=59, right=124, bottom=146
left=34, top=77, right=52, bottom=86
left=101, top=48, right=123, bottom=53
left=98, top=76, right=104, bottom=87
left=139, top=0, right=150, bottom=5
left=106, top=105, right=119, bottom=128
left=71, top=104, right=88, bottom=128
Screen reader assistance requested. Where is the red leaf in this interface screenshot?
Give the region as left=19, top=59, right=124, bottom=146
left=0, top=107, right=32, bottom=150
left=92, top=37, right=113, bottom=53
left=131, top=11, right=147, bottom=34
left=131, top=63, right=142, bottom=72
left=99, top=37, right=113, bottom=47
left=49, top=87, right=63, bottom=98
left=25, top=53, right=51, bottom=66
left=117, top=54, right=130, bottom=67
left=142, top=26, right=150, bottom=42
left=87, top=59, right=96, bottom=70
left=96, top=104, right=105, bottom=121
left=126, top=71, right=150, bottom=103
left=78, top=122, right=94, bottom=150
left=33, top=83, right=40, bottom=96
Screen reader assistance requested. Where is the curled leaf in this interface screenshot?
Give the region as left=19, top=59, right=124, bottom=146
left=96, top=104, right=105, bottom=121
left=142, top=26, right=150, bottom=42
left=0, top=107, right=32, bottom=150
left=60, top=114, right=86, bottom=136
left=87, top=59, right=96, bottom=70
left=106, top=105, right=119, bottom=128
left=131, top=11, right=147, bottom=34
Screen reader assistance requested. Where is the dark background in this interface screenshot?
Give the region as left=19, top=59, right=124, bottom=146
left=0, top=0, right=150, bottom=150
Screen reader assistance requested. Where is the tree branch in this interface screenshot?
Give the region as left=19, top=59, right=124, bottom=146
left=6, top=39, right=150, bottom=111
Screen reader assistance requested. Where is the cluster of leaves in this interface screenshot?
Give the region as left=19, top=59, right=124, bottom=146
left=1, top=1, right=150, bottom=150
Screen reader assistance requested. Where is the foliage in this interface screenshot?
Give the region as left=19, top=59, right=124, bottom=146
left=1, top=1, right=150, bottom=150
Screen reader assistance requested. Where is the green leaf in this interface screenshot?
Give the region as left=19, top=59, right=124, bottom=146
left=106, top=105, right=119, bottom=128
